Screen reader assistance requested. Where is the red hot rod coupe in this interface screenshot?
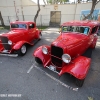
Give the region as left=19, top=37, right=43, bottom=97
left=33, top=20, right=100, bottom=87
left=0, top=21, right=41, bottom=56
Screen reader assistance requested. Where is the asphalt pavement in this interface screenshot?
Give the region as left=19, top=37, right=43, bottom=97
left=0, top=28, right=100, bottom=100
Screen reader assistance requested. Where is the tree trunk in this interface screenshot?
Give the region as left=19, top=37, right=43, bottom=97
left=34, top=0, right=40, bottom=23
left=0, top=11, right=5, bottom=26
left=83, top=0, right=100, bottom=20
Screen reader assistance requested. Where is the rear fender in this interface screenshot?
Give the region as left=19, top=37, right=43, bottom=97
left=90, top=36, right=98, bottom=48
left=33, top=45, right=51, bottom=67
left=59, top=56, right=91, bottom=79
left=35, top=30, right=41, bottom=39
left=13, top=41, right=30, bottom=50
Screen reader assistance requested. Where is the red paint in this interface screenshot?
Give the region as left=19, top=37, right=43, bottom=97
left=0, top=21, right=41, bottom=54
left=59, top=56, right=91, bottom=79
left=33, top=20, right=100, bottom=80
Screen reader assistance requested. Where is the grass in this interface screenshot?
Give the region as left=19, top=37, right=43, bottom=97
left=0, top=25, right=10, bottom=30
left=37, top=26, right=48, bottom=30
left=0, top=25, right=48, bottom=30
left=88, top=97, right=94, bottom=100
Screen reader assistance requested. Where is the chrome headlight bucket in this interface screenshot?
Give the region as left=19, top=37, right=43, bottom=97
left=8, top=40, right=12, bottom=45
left=62, top=54, right=71, bottom=63
left=42, top=46, right=48, bottom=54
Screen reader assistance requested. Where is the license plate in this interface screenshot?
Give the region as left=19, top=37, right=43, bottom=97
left=49, top=65, right=56, bottom=71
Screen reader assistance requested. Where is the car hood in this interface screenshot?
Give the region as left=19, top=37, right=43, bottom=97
left=52, top=32, right=87, bottom=48
left=0, top=29, right=27, bottom=38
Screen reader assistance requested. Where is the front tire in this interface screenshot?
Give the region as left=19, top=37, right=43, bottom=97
left=35, top=57, right=42, bottom=64
left=75, top=79, right=84, bottom=87
left=17, top=44, right=27, bottom=56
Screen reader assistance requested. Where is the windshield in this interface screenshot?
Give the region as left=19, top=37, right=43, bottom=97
left=62, top=26, right=90, bottom=35
left=11, top=24, right=27, bottom=29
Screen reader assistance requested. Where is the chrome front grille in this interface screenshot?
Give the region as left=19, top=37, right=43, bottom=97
left=51, top=46, right=63, bottom=67
left=0, top=36, right=11, bottom=50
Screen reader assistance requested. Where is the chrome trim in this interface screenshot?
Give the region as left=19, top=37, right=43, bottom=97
left=46, top=66, right=59, bottom=74
left=0, top=53, right=18, bottom=57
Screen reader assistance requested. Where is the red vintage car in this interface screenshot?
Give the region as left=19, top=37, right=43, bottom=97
left=0, top=21, right=41, bottom=56
left=33, top=20, right=100, bottom=87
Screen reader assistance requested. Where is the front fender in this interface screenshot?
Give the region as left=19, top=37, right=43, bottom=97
left=0, top=40, right=4, bottom=51
left=13, top=41, right=29, bottom=50
left=33, top=45, right=51, bottom=67
left=59, top=56, right=91, bottom=79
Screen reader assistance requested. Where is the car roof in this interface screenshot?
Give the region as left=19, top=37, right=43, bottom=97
left=10, top=21, right=35, bottom=24
left=62, top=20, right=100, bottom=27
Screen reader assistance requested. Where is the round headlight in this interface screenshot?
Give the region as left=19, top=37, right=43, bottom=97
left=8, top=40, right=12, bottom=45
left=62, top=54, right=71, bottom=63
left=42, top=46, right=48, bottom=54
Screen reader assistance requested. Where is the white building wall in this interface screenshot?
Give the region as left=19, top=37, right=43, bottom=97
left=0, top=0, right=100, bottom=26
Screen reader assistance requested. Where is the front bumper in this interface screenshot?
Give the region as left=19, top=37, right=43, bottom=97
left=46, top=65, right=60, bottom=74
left=0, top=49, right=18, bottom=57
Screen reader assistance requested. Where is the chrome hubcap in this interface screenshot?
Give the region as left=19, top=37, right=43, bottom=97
left=21, top=45, right=26, bottom=54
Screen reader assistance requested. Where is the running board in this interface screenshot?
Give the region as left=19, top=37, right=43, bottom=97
left=0, top=53, right=18, bottom=57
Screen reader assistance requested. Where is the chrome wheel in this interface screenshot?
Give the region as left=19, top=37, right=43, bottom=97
left=21, top=45, right=26, bottom=54
left=17, top=44, right=27, bottom=56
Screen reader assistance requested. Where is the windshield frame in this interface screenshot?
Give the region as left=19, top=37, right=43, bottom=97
left=61, top=25, right=90, bottom=35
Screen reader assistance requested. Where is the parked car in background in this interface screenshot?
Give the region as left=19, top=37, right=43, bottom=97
left=0, top=21, right=42, bottom=56
left=33, top=20, right=100, bottom=87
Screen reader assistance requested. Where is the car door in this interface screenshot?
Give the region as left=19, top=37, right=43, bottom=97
left=28, top=23, right=36, bottom=42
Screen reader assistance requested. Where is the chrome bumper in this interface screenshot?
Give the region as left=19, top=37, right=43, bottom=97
left=46, top=65, right=60, bottom=74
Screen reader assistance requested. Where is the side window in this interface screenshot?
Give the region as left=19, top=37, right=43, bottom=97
left=29, top=24, right=34, bottom=29
left=91, top=26, right=98, bottom=34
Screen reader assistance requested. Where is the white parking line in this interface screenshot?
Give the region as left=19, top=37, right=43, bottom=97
left=32, top=64, right=78, bottom=91
left=27, top=63, right=35, bottom=73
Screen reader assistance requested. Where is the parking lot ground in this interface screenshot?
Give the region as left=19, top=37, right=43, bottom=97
left=0, top=29, right=100, bottom=100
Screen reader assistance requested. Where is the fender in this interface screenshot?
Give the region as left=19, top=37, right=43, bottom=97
left=59, top=56, right=91, bottom=79
left=13, top=41, right=32, bottom=50
left=35, top=29, right=41, bottom=39
left=33, top=45, right=51, bottom=67
left=0, top=40, right=4, bottom=51
left=90, top=35, right=98, bottom=48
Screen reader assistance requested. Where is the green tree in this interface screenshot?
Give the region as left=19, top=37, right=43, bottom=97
left=47, top=0, right=69, bottom=4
